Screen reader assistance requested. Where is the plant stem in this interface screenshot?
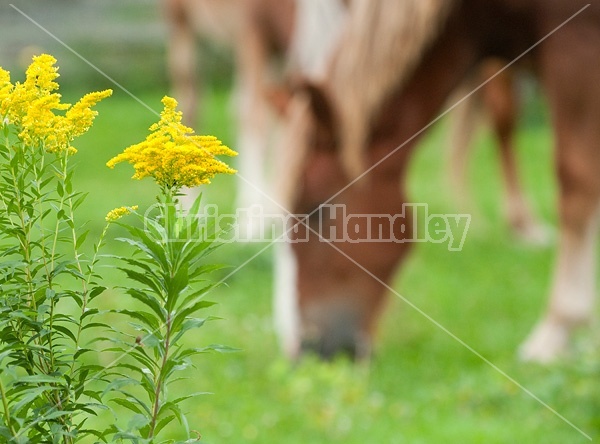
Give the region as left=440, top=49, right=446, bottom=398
left=0, top=378, right=18, bottom=437
left=148, top=311, right=172, bottom=439
left=68, top=223, right=109, bottom=379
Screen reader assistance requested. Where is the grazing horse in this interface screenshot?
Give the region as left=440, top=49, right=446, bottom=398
left=274, top=0, right=599, bottom=362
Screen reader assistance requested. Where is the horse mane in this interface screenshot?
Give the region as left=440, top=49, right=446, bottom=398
left=326, top=0, right=456, bottom=178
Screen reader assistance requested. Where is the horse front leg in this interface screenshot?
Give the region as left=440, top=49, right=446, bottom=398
left=519, top=33, right=600, bottom=362
left=519, top=84, right=600, bottom=363
left=520, top=201, right=598, bottom=363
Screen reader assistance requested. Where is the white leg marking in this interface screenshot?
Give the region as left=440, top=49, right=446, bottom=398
left=273, top=241, right=301, bottom=359
left=520, top=208, right=599, bottom=362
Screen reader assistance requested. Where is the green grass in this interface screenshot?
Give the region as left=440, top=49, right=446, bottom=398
left=65, top=87, right=599, bottom=442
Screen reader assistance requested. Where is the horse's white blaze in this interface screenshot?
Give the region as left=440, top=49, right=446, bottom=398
left=290, top=0, right=347, bottom=78
left=520, top=204, right=600, bottom=362
left=274, top=241, right=301, bottom=358
left=269, top=0, right=347, bottom=354
left=235, top=128, right=269, bottom=208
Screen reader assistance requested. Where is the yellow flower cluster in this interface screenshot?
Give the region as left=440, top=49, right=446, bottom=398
left=105, top=205, right=138, bottom=222
left=0, top=68, right=11, bottom=117
left=107, top=96, right=237, bottom=189
left=0, top=54, right=112, bottom=154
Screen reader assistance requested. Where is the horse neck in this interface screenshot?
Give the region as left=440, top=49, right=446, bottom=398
left=367, top=16, right=479, bottom=179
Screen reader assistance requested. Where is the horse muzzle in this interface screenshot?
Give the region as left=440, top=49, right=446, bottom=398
left=299, top=303, right=373, bottom=360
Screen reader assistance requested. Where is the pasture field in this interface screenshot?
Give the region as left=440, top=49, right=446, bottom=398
left=65, top=86, right=600, bottom=443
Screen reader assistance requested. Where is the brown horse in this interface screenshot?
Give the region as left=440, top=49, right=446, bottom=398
left=274, top=0, right=599, bottom=362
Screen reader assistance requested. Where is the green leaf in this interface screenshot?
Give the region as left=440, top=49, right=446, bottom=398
left=111, top=397, right=145, bottom=416
left=83, top=390, right=104, bottom=403
left=173, top=344, right=240, bottom=360
left=12, top=386, right=58, bottom=413
left=166, top=262, right=189, bottom=310
left=122, top=392, right=153, bottom=416
left=188, top=192, right=203, bottom=216
left=118, top=309, right=161, bottom=331
left=89, top=285, right=107, bottom=300
left=118, top=268, right=165, bottom=297
left=127, top=413, right=150, bottom=433
left=33, top=409, right=73, bottom=421
left=161, top=356, right=191, bottom=381
left=172, top=300, right=216, bottom=333
left=73, top=348, right=95, bottom=360
left=15, top=374, right=63, bottom=384
left=170, top=317, right=208, bottom=346
left=81, top=307, right=102, bottom=320
left=118, top=224, right=170, bottom=270
left=205, top=343, right=240, bottom=353
left=125, top=288, right=166, bottom=323
left=53, top=324, right=77, bottom=343
left=178, top=283, right=218, bottom=311
left=76, top=229, right=89, bottom=249
left=119, top=257, right=155, bottom=275
left=127, top=347, right=159, bottom=372
left=171, top=392, right=211, bottom=405
left=81, top=321, right=110, bottom=331
left=179, top=240, right=213, bottom=270
left=71, top=192, right=89, bottom=211
left=65, top=171, right=73, bottom=194
left=50, top=260, right=73, bottom=280
left=138, top=367, right=158, bottom=401
left=77, top=428, right=108, bottom=443
left=163, top=401, right=190, bottom=435
left=188, top=263, right=227, bottom=281
left=154, top=414, right=176, bottom=437
left=102, top=377, right=140, bottom=397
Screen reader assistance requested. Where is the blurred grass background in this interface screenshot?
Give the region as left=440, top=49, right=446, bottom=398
left=1, top=1, right=599, bottom=442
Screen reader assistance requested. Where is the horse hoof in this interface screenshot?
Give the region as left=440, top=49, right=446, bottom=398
left=514, top=222, right=554, bottom=247
left=518, top=320, right=569, bottom=363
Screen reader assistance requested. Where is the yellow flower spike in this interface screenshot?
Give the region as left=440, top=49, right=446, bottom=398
left=107, top=96, right=237, bottom=189
left=0, top=68, right=10, bottom=87
left=0, top=54, right=113, bottom=154
left=105, top=205, right=139, bottom=222
left=24, top=54, right=60, bottom=93
left=66, top=90, right=113, bottom=138
left=8, top=55, right=66, bottom=125
left=0, top=68, right=12, bottom=118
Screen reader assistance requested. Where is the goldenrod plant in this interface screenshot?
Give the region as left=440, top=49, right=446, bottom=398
left=0, top=55, right=236, bottom=443
left=0, top=54, right=112, bottom=442
left=105, top=96, right=237, bottom=441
